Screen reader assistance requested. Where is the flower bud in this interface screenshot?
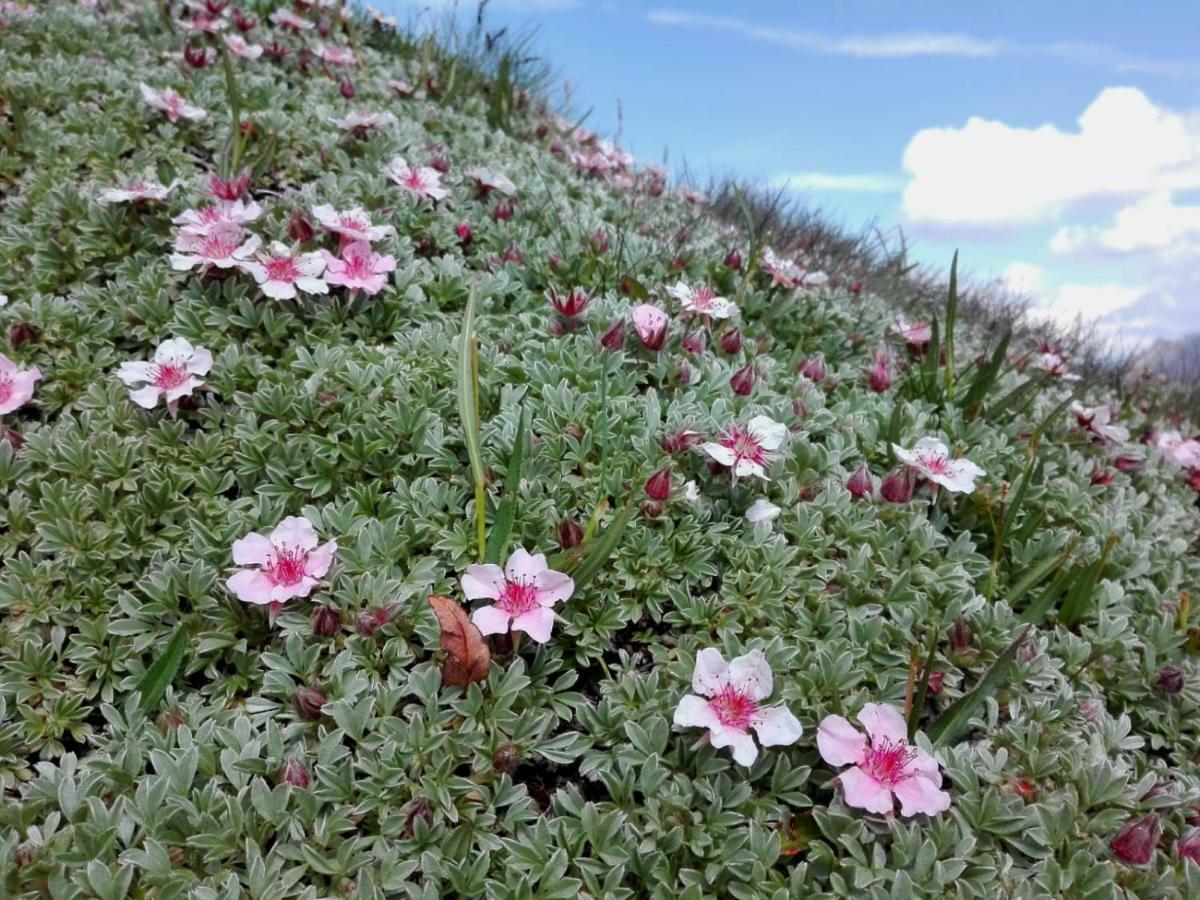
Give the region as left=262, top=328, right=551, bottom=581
left=1, top=426, right=24, bottom=452
left=155, top=707, right=186, bottom=735
left=404, top=797, right=433, bottom=837
left=183, top=43, right=209, bottom=69
left=880, top=467, right=914, bottom=503
left=293, top=686, right=327, bottom=721
left=926, top=670, right=944, bottom=694
left=1177, top=827, right=1200, bottom=866
left=719, top=327, right=742, bottom=355
left=1155, top=665, right=1184, bottom=695
left=799, top=357, right=826, bottom=382
left=949, top=617, right=973, bottom=654
left=659, top=428, right=701, bottom=454
left=492, top=198, right=516, bottom=221
left=644, top=466, right=672, bottom=502
left=557, top=517, right=583, bottom=550
left=599, top=318, right=626, bottom=351
left=792, top=397, right=808, bottom=420
left=1110, top=814, right=1161, bottom=866
left=590, top=229, right=609, bottom=254
left=846, top=464, right=873, bottom=499
left=456, top=223, right=473, bottom=247
left=493, top=742, right=521, bottom=775
left=548, top=287, right=590, bottom=318
left=682, top=329, right=705, bottom=354
left=1114, top=454, right=1143, bottom=473
left=233, top=8, right=256, bottom=31
left=867, top=350, right=892, bottom=393
left=339, top=78, right=356, bottom=100
left=7, top=322, right=38, bottom=349
left=641, top=499, right=666, bottom=519
left=311, top=604, right=341, bottom=638
left=1091, top=467, right=1114, bottom=486
left=632, top=304, right=668, bottom=351
left=278, top=757, right=311, bottom=788
left=723, top=248, right=743, bottom=270
left=357, top=603, right=399, bottom=636
left=729, top=362, right=756, bottom=396
left=265, top=41, right=288, bottom=61
left=209, top=169, right=251, bottom=201
left=288, top=210, right=315, bottom=243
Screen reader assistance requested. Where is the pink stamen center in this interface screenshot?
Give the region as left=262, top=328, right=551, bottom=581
left=863, top=738, right=917, bottom=786
left=153, top=363, right=189, bottom=390
left=403, top=171, right=429, bottom=192
left=201, top=234, right=238, bottom=260
left=709, top=686, right=757, bottom=729
left=721, top=426, right=766, bottom=466
left=340, top=251, right=374, bottom=279
left=264, top=256, right=299, bottom=283
left=0, top=376, right=12, bottom=405
left=496, top=579, right=540, bottom=616
left=267, top=549, right=308, bottom=587
left=338, top=215, right=367, bottom=234
left=918, top=453, right=951, bottom=475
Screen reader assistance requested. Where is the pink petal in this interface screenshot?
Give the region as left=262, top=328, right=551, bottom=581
left=471, top=604, right=512, bottom=636
left=673, top=694, right=719, bottom=730
left=750, top=705, right=802, bottom=747
left=461, top=564, right=505, bottom=600
left=128, top=385, right=162, bottom=409
left=838, top=766, right=895, bottom=814
left=727, top=649, right=773, bottom=701
left=893, top=774, right=952, bottom=817
left=708, top=722, right=758, bottom=767
left=505, top=548, right=546, bottom=583
left=227, top=569, right=276, bottom=605
left=691, top=647, right=729, bottom=697
left=231, top=533, right=274, bottom=566
left=511, top=606, right=555, bottom=643
left=857, top=702, right=907, bottom=745
left=533, top=570, right=573, bottom=606
left=305, top=540, right=338, bottom=579
left=816, top=714, right=868, bottom=766
left=271, top=516, right=319, bottom=551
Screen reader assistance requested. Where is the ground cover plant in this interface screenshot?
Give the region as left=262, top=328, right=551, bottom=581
left=2, top=1, right=1200, bottom=897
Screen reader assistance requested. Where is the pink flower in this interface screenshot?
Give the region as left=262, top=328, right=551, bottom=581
left=209, top=170, right=252, bottom=202
left=224, top=34, right=263, bottom=59
left=817, top=702, right=951, bottom=817
left=311, top=204, right=396, bottom=246
left=331, top=109, right=396, bottom=136
left=171, top=231, right=261, bottom=271
left=1070, top=403, right=1129, bottom=445
left=117, top=337, right=212, bottom=410
left=892, top=437, right=984, bottom=494
left=673, top=648, right=802, bottom=767
left=893, top=317, right=932, bottom=346
left=139, top=83, right=207, bottom=123
left=699, top=415, right=786, bottom=482
left=631, top=304, right=669, bottom=350
left=269, top=7, right=313, bottom=30
left=321, top=241, right=395, bottom=295
left=314, top=43, right=355, bottom=66
left=666, top=280, right=737, bottom=319
left=0, top=353, right=41, bottom=415
left=461, top=548, right=574, bottom=643
left=384, top=157, right=449, bottom=201
left=226, top=516, right=338, bottom=606
left=173, top=200, right=262, bottom=237
left=98, top=177, right=177, bottom=204
left=760, top=248, right=806, bottom=288
left=465, top=166, right=516, bottom=196
left=867, top=349, right=892, bottom=393
left=241, top=241, right=328, bottom=300
left=1035, top=350, right=1080, bottom=380
left=1154, top=430, right=1200, bottom=469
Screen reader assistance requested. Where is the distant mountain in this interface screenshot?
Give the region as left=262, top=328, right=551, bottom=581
left=1134, top=334, right=1200, bottom=382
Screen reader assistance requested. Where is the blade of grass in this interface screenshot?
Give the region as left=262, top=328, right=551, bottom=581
left=484, top=403, right=529, bottom=564
left=943, top=251, right=958, bottom=398
left=569, top=499, right=634, bottom=590
left=958, top=330, right=1011, bottom=414
left=1009, top=538, right=1078, bottom=613
left=137, top=625, right=188, bottom=712
left=907, top=626, right=940, bottom=741
left=1058, top=535, right=1118, bottom=626
left=928, top=624, right=1030, bottom=746
left=457, top=288, right=487, bottom=560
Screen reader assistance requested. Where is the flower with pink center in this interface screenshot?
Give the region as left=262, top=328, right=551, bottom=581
left=314, top=43, right=356, bottom=66
left=139, top=83, right=207, bottom=123
left=388, top=78, right=415, bottom=96
left=1070, top=402, right=1129, bottom=445
left=699, top=415, right=787, bottom=482
left=116, top=337, right=212, bottom=410
left=331, top=109, right=397, bottom=137
left=1035, top=350, right=1080, bottom=380
left=760, top=247, right=806, bottom=289
left=241, top=241, right=328, bottom=300
left=817, top=702, right=950, bottom=817
left=1154, top=430, right=1200, bottom=469
left=311, top=204, right=396, bottom=246
left=892, top=317, right=933, bottom=346
left=269, top=7, right=313, bottom=30
left=98, top=177, right=177, bottom=205
left=465, top=166, right=516, bottom=196
left=173, top=200, right=262, bottom=237
left=673, top=648, right=802, bottom=767
left=666, top=280, right=737, bottom=319
left=461, top=548, right=574, bottom=643
left=892, top=437, right=984, bottom=494
left=171, top=231, right=261, bottom=272
left=0, top=353, right=42, bottom=415
left=226, top=516, right=338, bottom=606
left=384, top=157, right=450, bottom=201
left=224, top=34, right=264, bottom=59
left=676, top=184, right=707, bottom=204
left=321, top=241, right=396, bottom=295
left=631, top=304, right=669, bottom=350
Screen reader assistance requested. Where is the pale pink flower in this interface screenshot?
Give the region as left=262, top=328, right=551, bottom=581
left=0, top=353, right=42, bottom=415
left=314, top=43, right=356, bottom=66
left=224, top=34, right=263, bottom=60
left=1070, top=403, right=1129, bottom=445
left=227, top=516, right=338, bottom=606
left=676, top=185, right=707, bottom=204
left=1155, top=430, right=1200, bottom=469
left=117, top=337, right=212, bottom=410
left=98, top=177, right=177, bottom=204
left=893, top=438, right=984, bottom=493
left=666, top=281, right=737, bottom=319
left=745, top=498, right=781, bottom=528
left=674, top=648, right=802, bottom=767
left=893, top=317, right=933, bottom=346
left=760, top=248, right=806, bottom=288
left=462, top=548, right=574, bottom=643
left=139, top=83, right=206, bottom=123
left=388, top=79, right=415, bottom=96
left=817, top=702, right=951, bottom=817
left=321, top=241, right=395, bottom=295
left=311, top=204, right=396, bottom=245
left=171, top=231, right=261, bottom=272
left=631, top=304, right=669, bottom=350
left=331, top=109, right=396, bottom=136
left=699, top=416, right=787, bottom=482
left=269, top=7, right=312, bottom=30
left=384, top=157, right=449, bottom=201
left=173, top=200, right=262, bottom=237
left=241, top=241, right=328, bottom=300
left=465, top=166, right=516, bottom=196
left=1035, top=350, right=1080, bottom=380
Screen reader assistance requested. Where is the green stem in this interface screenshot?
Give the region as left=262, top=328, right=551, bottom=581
left=217, top=43, right=244, bottom=176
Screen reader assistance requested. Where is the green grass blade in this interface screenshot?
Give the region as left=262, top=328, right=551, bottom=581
left=137, top=625, right=188, bottom=712
left=928, top=624, right=1030, bottom=746
left=908, top=626, right=940, bottom=741
left=1009, top=539, right=1077, bottom=613
left=484, top=403, right=530, bottom=564
left=457, top=288, right=487, bottom=560
left=958, top=330, right=1011, bottom=413
left=944, top=251, right=958, bottom=397
left=570, top=500, right=634, bottom=591
left=1058, top=535, right=1117, bottom=626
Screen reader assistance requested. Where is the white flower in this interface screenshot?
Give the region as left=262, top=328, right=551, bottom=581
left=384, top=157, right=450, bottom=201
left=1155, top=430, right=1200, bottom=469
left=1070, top=403, right=1130, bottom=445
left=666, top=280, right=737, bottom=319
left=139, top=83, right=206, bottom=122
left=465, top=166, right=516, bottom=195
left=331, top=109, right=396, bottom=134
left=240, top=241, right=328, bottom=301
left=98, top=177, right=176, bottom=205
left=683, top=480, right=701, bottom=503
left=117, top=337, right=212, bottom=410
left=311, top=204, right=396, bottom=245
left=892, top=437, right=984, bottom=494
left=225, top=35, right=263, bottom=60
left=673, top=648, right=802, bottom=767
left=745, top=498, right=781, bottom=527
left=699, top=415, right=787, bottom=482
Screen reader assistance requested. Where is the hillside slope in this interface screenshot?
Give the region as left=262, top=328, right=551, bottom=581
left=1, top=2, right=1200, bottom=897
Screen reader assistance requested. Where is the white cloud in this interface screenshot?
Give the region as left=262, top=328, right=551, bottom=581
left=1001, top=261, right=1045, bottom=296
left=901, top=87, right=1200, bottom=227
left=1002, top=262, right=1149, bottom=333
left=773, top=171, right=902, bottom=193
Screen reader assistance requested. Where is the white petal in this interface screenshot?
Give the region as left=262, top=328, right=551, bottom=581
left=727, top=649, right=773, bottom=701
left=691, top=647, right=729, bottom=697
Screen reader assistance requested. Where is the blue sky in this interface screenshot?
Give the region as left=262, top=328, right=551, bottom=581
left=382, top=0, right=1200, bottom=345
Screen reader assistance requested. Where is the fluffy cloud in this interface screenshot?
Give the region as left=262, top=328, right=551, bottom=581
left=772, top=171, right=902, bottom=193
left=1002, top=262, right=1151, bottom=338
left=1050, top=191, right=1200, bottom=255
left=901, top=87, right=1200, bottom=227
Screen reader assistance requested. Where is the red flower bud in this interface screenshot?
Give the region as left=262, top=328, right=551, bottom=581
left=429, top=154, right=450, bottom=174
left=278, top=757, right=311, bottom=788
left=729, top=362, right=756, bottom=396
left=659, top=428, right=702, bottom=454
left=599, top=318, right=626, bottom=352
left=681, top=329, right=705, bottom=354
left=456, top=223, right=473, bottom=247
left=404, top=797, right=434, bottom=837
left=493, top=742, right=521, bottom=775
left=1110, top=814, right=1161, bottom=866
left=1091, top=467, right=1115, bottom=486
left=1, top=426, right=24, bottom=452
left=492, top=198, right=515, bottom=221
left=548, top=287, right=590, bottom=318
left=792, top=397, right=808, bottom=419
left=723, top=248, right=743, bottom=270
left=557, top=517, right=583, bottom=550
left=799, top=357, right=826, bottom=382
left=948, top=617, right=973, bottom=654
left=183, top=43, right=209, bottom=69
left=644, top=466, right=672, bottom=502
left=926, top=670, right=944, bottom=694
left=233, top=8, right=256, bottom=31
left=356, top=603, right=400, bottom=636
left=1156, top=665, right=1184, bottom=694
left=311, top=605, right=341, bottom=638
left=1114, top=454, right=1143, bottom=473
left=641, top=499, right=666, bottom=519
left=209, top=169, right=251, bottom=201
left=339, top=78, right=356, bottom=100
left=265, top=41, right=288, bottom=61
left=7, top=322, right=38, bottom=349
left=288, top=210, right=315, bottom=243
left=1177, top=827, right=1200, bottom=866
left=846, top=463, right=873, bottom=499
left=293, top=687, right=327, bottom=721
left=880, top=467, right=914, bottom=503
left=590, top=229, right=609, bottom=254
left=867, top=350, right=892, bottom=393
left=719, top=327, right=742, bottom=355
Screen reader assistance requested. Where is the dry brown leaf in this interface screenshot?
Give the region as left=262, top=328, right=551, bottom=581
left=428, top=594, right=491, bottom=688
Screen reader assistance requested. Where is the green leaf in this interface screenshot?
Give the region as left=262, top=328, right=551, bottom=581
left=928, top=625, right=1030, bottom=746
left=484, top=403, right=530, bottom=564
left=1011, top=539, right=1078, bottom=615
left=908, top=626, right=940, bottom=741
left=457, top=288, right=486, bottom=560
left=1058, top=535, right=1118, bottom=626
left=958, top=330, right=1011, bottom=413
left=136, top=625, right=188, bottom=712
left=943, top=250, right=958, bottom=397
left=569, top=500, right=634, bottom=591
